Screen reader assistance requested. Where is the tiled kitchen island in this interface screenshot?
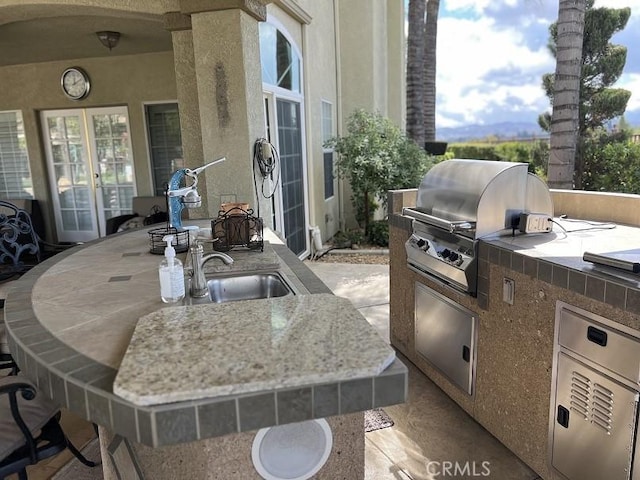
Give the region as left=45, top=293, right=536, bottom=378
left=4, top=224, right=407, bottom=479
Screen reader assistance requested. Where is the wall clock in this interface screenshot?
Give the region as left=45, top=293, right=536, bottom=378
left=61, top=67, right=91, bottom=100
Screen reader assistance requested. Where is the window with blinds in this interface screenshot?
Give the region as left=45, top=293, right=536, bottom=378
left=0, top=111, right=33, bottom=199
left=144, top=103, right=183, bottom=196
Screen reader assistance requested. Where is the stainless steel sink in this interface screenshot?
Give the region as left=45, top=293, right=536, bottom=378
left=204, top=272, right=293, bottom=303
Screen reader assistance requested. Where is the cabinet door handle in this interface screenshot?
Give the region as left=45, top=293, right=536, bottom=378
left=587, top=326, right=608, bottom=346
left=557, top=405, right=570, bottom=428
left=462, top=345, right=470, bottom=363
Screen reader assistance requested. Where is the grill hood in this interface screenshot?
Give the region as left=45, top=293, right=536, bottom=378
left=413, top=159, right=553, bottom=239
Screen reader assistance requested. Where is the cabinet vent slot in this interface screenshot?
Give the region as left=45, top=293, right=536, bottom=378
left=592, top=384, right=614, bottom=405
left=590, top=383, right=614, bottom=435
left=572, top=370, right=590, bottom=385
left=569, top=396, right=588, bottom=419
left=569, top=371, right=590, bottom=419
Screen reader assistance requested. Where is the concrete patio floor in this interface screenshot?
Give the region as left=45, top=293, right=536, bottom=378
left=304, top=260, right=540, bottom=480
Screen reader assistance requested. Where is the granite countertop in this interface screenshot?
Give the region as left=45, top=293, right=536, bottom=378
left=114, top=294, right=395, bottom=406
left=4, top=221, right=408, bottom=447
left=192, top=240, right=281, bottom=274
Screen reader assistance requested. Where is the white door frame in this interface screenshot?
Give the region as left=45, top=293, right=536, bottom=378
left=41, top=106, right=136, bottom=242
left=263, top=91, right=285, bottom=234
left=263, top=89, right=311, bottom=258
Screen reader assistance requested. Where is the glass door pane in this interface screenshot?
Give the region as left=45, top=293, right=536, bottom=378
left=276, top=99, right=307, bottom=256
left=42, top=110, right=98, bottom=242
left=86, top=107, right=136, bottom=234
left=145, top=103, right=183, bottom=196
left=263, top=94, right=283, bottom=235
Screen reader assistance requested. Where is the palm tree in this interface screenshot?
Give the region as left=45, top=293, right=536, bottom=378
left=406, top=0, right=426, bottom=145
left=547, top=0, right=586, bottom=189
left=423, top=0, right=439, bottom=142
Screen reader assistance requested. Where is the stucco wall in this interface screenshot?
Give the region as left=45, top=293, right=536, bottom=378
left=336, top=0, right=405, bottom=230
left=386, top=0, right=405, bottom=129
left=0, top=51, right=177, bottom=240
left=551, top=189, right=640, bottom=227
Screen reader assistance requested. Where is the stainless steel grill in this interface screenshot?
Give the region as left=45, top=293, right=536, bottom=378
left=403, top=159, right=553, bottom=295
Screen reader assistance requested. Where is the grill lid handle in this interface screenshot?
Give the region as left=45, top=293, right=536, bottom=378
left=402, top=208, right=476, bottom=234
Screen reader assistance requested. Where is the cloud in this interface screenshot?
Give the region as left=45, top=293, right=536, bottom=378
left=617, top=73, right=640, bottom=111
left=435, top=0, right=640, bottom=129
left=436, top=15, right=554, bottom=127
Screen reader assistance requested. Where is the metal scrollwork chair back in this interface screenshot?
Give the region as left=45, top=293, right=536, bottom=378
left=0, top=200, right=41, bottom=281
left=0, top=200, right=42, bottom=374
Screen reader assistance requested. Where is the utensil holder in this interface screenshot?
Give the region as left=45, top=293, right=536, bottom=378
left=148, top=226, right=189, bottom=255
left=211, top=207, right=263, bottom=251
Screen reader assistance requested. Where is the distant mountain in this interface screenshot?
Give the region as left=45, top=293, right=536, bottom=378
left=436, top=115, right=640, bottom=142
left=436, top=122, right=548, bottom=142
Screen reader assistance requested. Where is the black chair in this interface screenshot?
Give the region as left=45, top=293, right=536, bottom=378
left=0, top=201, right=41, bottom=281
left=0, top=375, right=100, bottom=479
left=0, top=350, right=18, bottom=376
left=0, top=200, right=77, bottom=375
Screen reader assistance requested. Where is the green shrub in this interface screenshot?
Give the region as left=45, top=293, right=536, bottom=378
left=581, top=132, right=640, bottom=193
left=354, top=195, right=378, bottom=229
left=447, top=140, right=549, bottom=178
left=332, top=229, right=365, bottom=248
left=367, top=220, right=389, bottom=247
left=325, top=109, right=434, bottom=234
left=494, top=142, right=532, bottom=163
left=447, top=144, right=501, bottom=160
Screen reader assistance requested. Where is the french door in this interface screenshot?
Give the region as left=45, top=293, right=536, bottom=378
left=263, top=93, right=309, bottom=257
left=41, top=107, right=136, bottom=242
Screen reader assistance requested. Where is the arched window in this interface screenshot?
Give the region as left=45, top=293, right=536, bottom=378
left=259, top=20, right=308, bottom=257
left=259, top=22, right=300, bottom=93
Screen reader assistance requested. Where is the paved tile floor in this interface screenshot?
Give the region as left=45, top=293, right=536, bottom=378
left=306, top=260, right=540, bottom=480
left=9, top=260, right=542, bottom=479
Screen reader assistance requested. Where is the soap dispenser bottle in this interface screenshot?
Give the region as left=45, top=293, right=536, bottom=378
left=159, top=235, right=185, bottom=303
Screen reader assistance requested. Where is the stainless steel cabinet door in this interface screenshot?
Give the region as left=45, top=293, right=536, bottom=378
left=414, top=283, right=477, bottom=395
left=552, top=352, right=637, bottom=480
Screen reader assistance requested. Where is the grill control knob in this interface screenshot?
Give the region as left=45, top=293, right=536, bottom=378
left=449, top=252, right=459, bottom=262
left=416, top=238, right=430, bottom=251
left=440, top=248, right=451, bottom=258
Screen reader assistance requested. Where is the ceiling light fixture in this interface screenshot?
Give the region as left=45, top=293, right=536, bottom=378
left=96, top=31, right=121, bottom=51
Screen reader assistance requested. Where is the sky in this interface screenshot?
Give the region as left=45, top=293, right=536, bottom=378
left=433, top=0, right=640, bottom=128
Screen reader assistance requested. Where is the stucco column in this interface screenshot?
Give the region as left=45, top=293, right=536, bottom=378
left=186, top=8, right=272, bottom=226
left=164, top=13, right=210, bottom=221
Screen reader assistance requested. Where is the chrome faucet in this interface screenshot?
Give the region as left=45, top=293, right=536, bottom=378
left=189, top=242, right=234, bottom=297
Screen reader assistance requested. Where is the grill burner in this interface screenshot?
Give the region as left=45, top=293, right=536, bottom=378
left=403, top=159, right=553, bottom=295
